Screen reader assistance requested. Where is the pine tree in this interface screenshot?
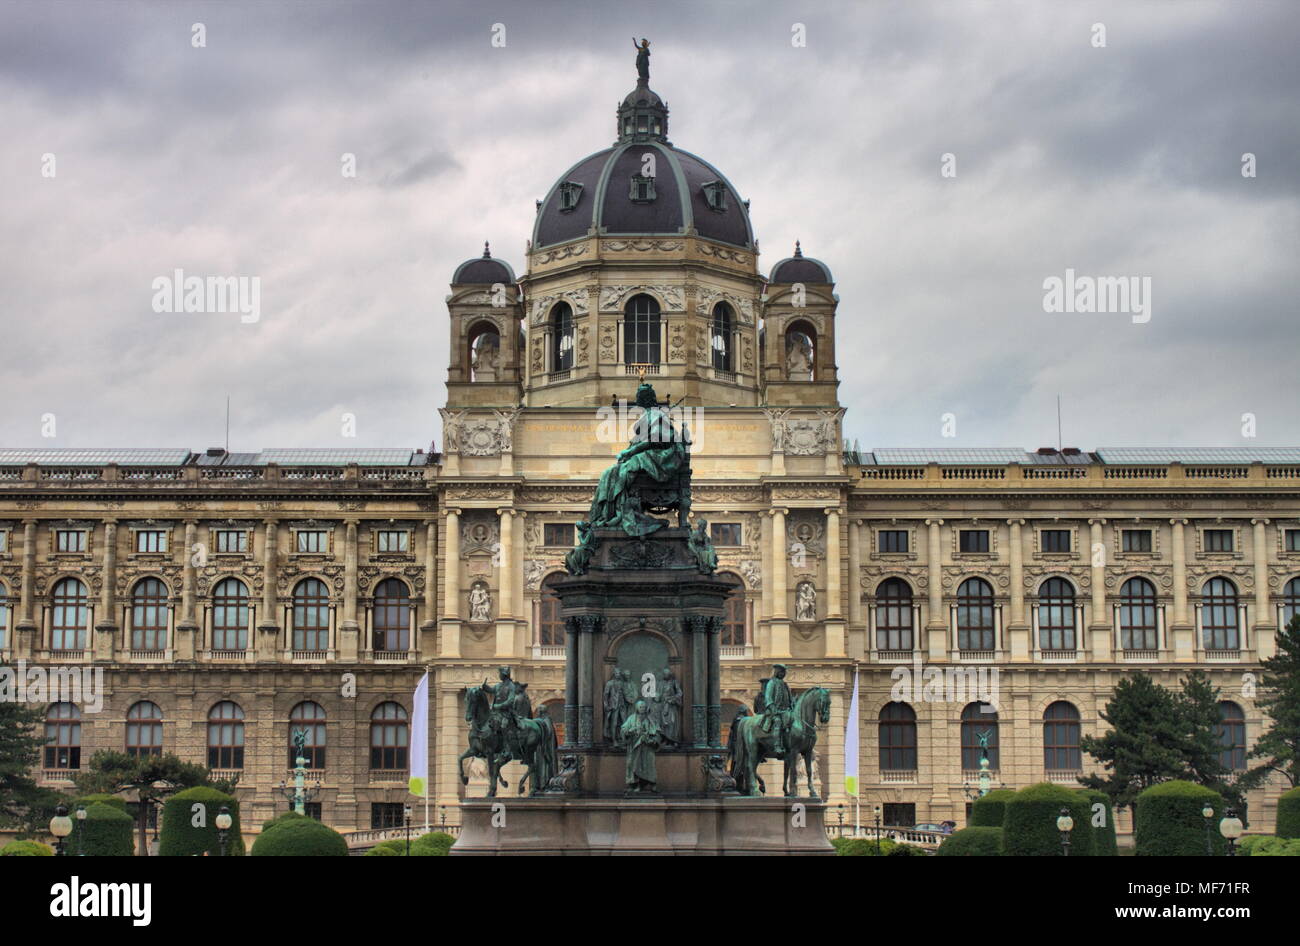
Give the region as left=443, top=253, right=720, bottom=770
left=0, top=701, right=62, bottom=835
left=1080, top=673, right=1189, bottom=809
left=1251, top=615, right=1300, bottom=788
left=74, top=751, right=222, bottom=855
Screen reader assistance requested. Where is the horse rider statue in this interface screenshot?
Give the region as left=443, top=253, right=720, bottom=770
left=758, top=663, right=793, bottom=757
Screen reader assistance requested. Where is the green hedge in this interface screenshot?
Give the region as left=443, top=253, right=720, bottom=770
left=1002, top=782, right=1094, bottom=856
left=261, top=811, right=313, bottom=834
left=159, top=786, right=244, bottom=857
left=1239, top=835, right=1300, bottom=856
left=1276, top=787, right=1300, bottom=839
left=74, top=793, right=129, bottom=813
left=367, top=832, right=457, bottom=856
left=250, top=818, right=348, bottom=857
left=970, top=789, right=1015, bottom=828
left=0, top=840, right=53, bottom=856
left=364, top=843, right=400, bottom=856
left=69, top=802, right=135, bottom=857
left=938, top=826, right=1003, bottom=856
left=832, top=836, right=894, bottom=855
left=1134, top=781, right=1225, bottom=857
left=1076, top=788, right=1118, bottom=857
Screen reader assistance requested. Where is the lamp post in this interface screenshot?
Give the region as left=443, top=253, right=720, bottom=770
left=49, top=805, right=73, bottom=857
left=404, top=805, right=413, bottom=856
left=1056, top=807, right=1074, bottom=857
left=215, top=805, right=233, bottom=857
left=873, top=804, right=882, bottom=854
left=1202, top=804, right=1215, bottom=857
left=275, top=729, right=322, bottom=817
left=837, top=804, right=844, bottom=836
left=75, top=805, right=87, bottom=856
left=1219, top=808, right=1244, bottom=857
left=439, top=805, right=446, bottom=830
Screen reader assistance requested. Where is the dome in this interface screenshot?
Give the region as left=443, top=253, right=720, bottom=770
left=452, top=243, right=516, bottom=284
left=532, top=78, right=754, bottom=251
left=769, top=242, right=833, bottom=284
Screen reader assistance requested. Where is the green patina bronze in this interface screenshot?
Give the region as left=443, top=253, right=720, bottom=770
left=620, top=699, right=662, bottom=793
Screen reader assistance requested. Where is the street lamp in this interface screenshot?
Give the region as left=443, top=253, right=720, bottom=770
left=75, top=806, right=87, bottom=856
left=873, top=804, right=882, bottom=854
left=837, top=804, right=844, bottom=836
left=49, top=805, right=73, bottom=857
left=215, top=805, right=233, bottom=857
left=404, top=805, right=413, bottom=856
left=1202, top=804, right=1215, bottom=857
left=1219, top=808, right=1244, bottom=857
left=439, top=805, right=446, bottom=830
left=1056, top=807, right=1074, bottom=857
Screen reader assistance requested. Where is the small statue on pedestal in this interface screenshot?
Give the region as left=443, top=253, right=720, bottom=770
left=620, top=699, right=662, bottom=793
left=656, top=666, right=682, bottom=744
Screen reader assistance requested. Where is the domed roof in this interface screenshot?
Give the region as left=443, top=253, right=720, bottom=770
left=769, top=242, right=833, bottom=284
left=452, top=243, right=516, bottom=284
left=532, top=77, right=754, bottom=251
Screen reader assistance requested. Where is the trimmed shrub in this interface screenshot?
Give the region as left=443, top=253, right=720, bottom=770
left=70, top=802, right=135, bottom=857
left=364, top=843, right=400, bottom=856
left=1134, top=781, right=1225, bottom=857
left=1076, top=788, right=1118, bottom=857
left=887, top=842, right=926, bottom=856
left=160, top=786, right=244, bottom=857
left=74, top=793, right=129, bottom=813
left=970, top=789, right=1016, bottom=828
left=1276, top=787, right=1300, bottom=839
left=411, top=831, right=456, bottom=856
left=0, top=840, right=53, bottom=856
left=1002, top=782, right=1094, bottom=857
left=938, top=826, right=1003, bottom=856
left=261, top=811, right=312, bottom=834
left=250, top=818, right=348, bottom=857
left=832, top=837, right=893, bottom=856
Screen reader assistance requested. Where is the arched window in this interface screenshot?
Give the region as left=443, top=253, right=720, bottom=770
left=1217, top=701, right=1246, bottom=771
left=372, top=578, right=410, bottom=652
left=719, top=572, right=746, bottom=647
left=370, top=702, right=408, bottom=770
left=961, top=702, right=999, bottom=770
left=51, top=577, right=88, bottom=652
left=1201, top=577, right=1239, bottom=650
left=44, top=703, right=81, bottom=770
left=711, top=302, right=734, bottom=373
left=131, top=578, right=168, bottom=652
left=538, top=574, right=565, bottom=647
left=623, top=294, right=661, bottom=367
left=1037, top=577, right=1076, bottom=651
left=292, top=578, right=330, bottom=652
left=878, top=702, right=917, bottom=771
left=875, top=578, right=914, bottom=652
left=126, top=701, right=163, bottom=757
left=1119, top=577, right=1159, bottom=651
left=211, top=577, right=249, bottom=651
left=1043, top=701, right=1081, bottom=771
left=550, top=302, right=574, bottom=373
left=469, top=324, right=501, bottom=382
left=956, top=578, right=995, bottom=651
left=208, top=701, right=245, bottom=769
left=1284, top=577, right=1300, bottom=630
left=289, top=701, right=327, bottom=770
left=784, top=321, right=816, bottom=381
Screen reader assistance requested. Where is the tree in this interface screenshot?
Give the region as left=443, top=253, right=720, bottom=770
left=1250, top=615, right=1300, bottom=788
left=73, top=751, right=230, bottom=856
left=0, top=701, right=62, bottom=836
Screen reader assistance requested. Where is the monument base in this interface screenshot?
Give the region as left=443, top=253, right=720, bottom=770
left=451, top=796, right=835, bottom=856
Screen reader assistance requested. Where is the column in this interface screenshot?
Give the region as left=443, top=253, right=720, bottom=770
left=692, top=618, right=708, bottom=747
left=848, top=518, right=863, bottom=626
left=419, top=521, right=438, bottom=656
left=769, top=507, right=790, bottom=657
left=1088, top=518, right=1111, bottom=660
left=926, top=519, right=945, bottom=660
left=176, top=520, right=198, bottom=660
left=257, top=519, right=279, bottom=661
left=577, top=617, right=594, bottom=746
left=708, top=618, right=722, bottom=747
left=339, top=521, right=360, bottom=660
left=1253, top=519, right=1275, bottom=658
left=1007, top=519, right=1029, bottom=661
left=15, top=520, right=37, bottom=657
left=824, top=506, right=846, bottom=657
left=94, top=521, right=118, bottom=660
left=494, top=509, right=516, bottom=658
left=441, top=509, right=461, bottom=658
left=563, top=617, right=578, bottom=747
left=1170, top=518, right=1193, bottom=660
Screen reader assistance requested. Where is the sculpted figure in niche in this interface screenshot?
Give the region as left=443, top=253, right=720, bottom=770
left=795, top=581, right=816, bottom=622
left=469, top=583, right=492, bottom=622
left=471, top=331, right=500, bottom=382
left=785, top=331, right=813, bottom=381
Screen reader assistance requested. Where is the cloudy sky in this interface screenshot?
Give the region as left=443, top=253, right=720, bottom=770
left=1, top=0, right=1296, bottom=455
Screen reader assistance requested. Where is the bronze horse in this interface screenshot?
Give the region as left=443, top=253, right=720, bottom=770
left=730, top=687, right=831, bottom=797
left=458, top=683, right=559, bottom=797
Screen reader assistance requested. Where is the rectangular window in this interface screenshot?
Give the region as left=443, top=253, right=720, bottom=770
left=0, top=531, right=7, bottom=553
left=1286, top=529, right=1300, bottom=552
left=543, top=523, right=575, bottom=547
left=214, top=530, right=248, bottom=553
left=958, top=530, right=989, bottom=553
left=882, top=803, right=916, bottom=828
left=1122, top=529, right=1153, bottom=552
left=55, top=530, right=86, bottom=553
left=878, top=530, right=908, bottom=554
left=376, top=530, right=409, bottom=553
left=135, top=530, right=167, bottom=553
left=1040, top=529, right=1071, bottom=553
left=1204, top=529, right=1234, bottom=553
left=296, top=530, right=327, bottom=553
left=710, top=522, right=742, bottom=546
left=371, top=803, right=405, bottom=829
left=287, top=802, right=322, bottom=820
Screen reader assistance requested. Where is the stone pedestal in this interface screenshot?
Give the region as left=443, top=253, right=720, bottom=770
left=452, top=796, right=834, bottom=856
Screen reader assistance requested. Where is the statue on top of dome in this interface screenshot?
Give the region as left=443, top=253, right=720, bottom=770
left=633, top=37, right=651, bottom=82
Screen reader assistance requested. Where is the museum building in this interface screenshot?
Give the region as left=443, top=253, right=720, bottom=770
left=2, top=62, right=1298, bottom=842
